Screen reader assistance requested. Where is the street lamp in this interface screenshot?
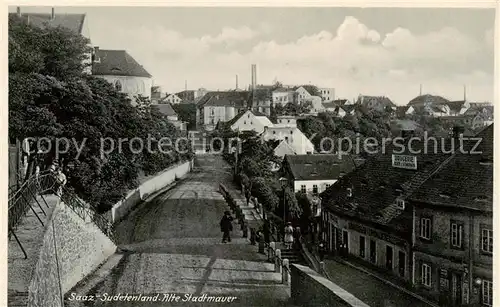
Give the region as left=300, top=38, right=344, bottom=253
left=279, top=177, right=288, bottom=241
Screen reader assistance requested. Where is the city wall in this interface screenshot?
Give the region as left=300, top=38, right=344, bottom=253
left=27, top=201, right=116, bottom=307
left=290, top=264, right=371, bottom=307
left=111, top=159, right=194, bottom=223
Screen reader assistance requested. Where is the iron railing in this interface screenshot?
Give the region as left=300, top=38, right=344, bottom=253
left=59, top=186, right=115, bottom=242
left=8, top=171, right=116, bottom=259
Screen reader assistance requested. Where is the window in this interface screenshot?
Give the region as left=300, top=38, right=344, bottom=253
left=359, top=235, right=366, bottom=258
left=114, top=80, right=122, bottom=91
left=395, top=198, right=405, bottom=209
left=421, top=263, right=432, bottom=287
left=211, top=108, right=215, bottom=115
left=326, top=184, right=331, bottom=189
left=482, top=279, right=493, bottom=306
left=481, top=228, right=493, bottom=253
left=313, top=185, right=318, bottom=194
left=300, top=185, right=306, bottom=193
left=450, top=221, right=463, bottom=248
left=250, top=121, right=253, bottom=125
left=244, top=121, right=246, bottom=124
left=420, top=218, right=432, bottom=240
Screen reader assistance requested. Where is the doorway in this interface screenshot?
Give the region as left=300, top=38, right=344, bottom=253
left=386, top=245, right=393, bottom=270
left=370, top=240, right=377, bottom=264
left=451, top=273, right=462, bottom=305
left=398, top=251, right=405, bottom=277
left=342, top=230, right=349, bottom=255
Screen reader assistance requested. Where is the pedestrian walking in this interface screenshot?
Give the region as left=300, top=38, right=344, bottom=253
left=293, top=226, right=301, bottom=250
left=220, top=211, right=233, bottom=243
left=284, top=222, right=294, bottom=250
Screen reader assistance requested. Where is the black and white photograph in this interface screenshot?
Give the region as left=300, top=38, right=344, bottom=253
left=5, top=3, right=497, bottom=307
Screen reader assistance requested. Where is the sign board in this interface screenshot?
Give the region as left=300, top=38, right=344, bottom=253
left=392, top=155, right=417, bottom=170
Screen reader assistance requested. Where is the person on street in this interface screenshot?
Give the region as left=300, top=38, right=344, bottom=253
left=55, top=168, right=67, bottom=196
left=220, top=211, right=233, bottom=243
left=284, top=222, right=294, bottom=250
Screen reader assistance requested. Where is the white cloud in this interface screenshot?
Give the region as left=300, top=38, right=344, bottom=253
left=201, top=26, right=258, bottom=44
left=94, top=16, right=493, bottom=104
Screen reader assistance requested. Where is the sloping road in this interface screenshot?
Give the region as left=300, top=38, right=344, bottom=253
left=72, top=155, right=293, bottom=307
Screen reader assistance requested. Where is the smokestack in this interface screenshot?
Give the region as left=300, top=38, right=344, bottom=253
left=51, top=8, right=55, bottom=20
left=251, top=64, right=257, bottom=90
left=236, top=75, right=238, bottom=90
left=185, top=80, right=187, bottom=91
left=463, top=85, right=467, bottom=101
left=16, top=7, right=21, bottom=16
left=419, top=84, right=422, bottom=96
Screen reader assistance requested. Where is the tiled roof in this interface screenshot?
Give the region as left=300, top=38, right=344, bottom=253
left=92, top=50, right=152, bottom=78
left=396, top=106, right=410, bottom=118
left=273, top=88, right=290, bottom=93
left=333, top=99, right=348, bottom=105
left=446, top=100, right=467, bottom=113
left=409, top=125, right=493, bottom=212
left=322, top=102, right=337, bottom=109
left=152, top=103, right=177, bottom=117
left=390, top=119, right=421, bottom=131
left=284, top=154, right=355, bottom=181
left=197, top=91, right=251, bottom=108
left=176, top=90, right=195, bottom=101
left=11, top=13, right=86, bottom=34
left=408, top=94, right=449, bottom=106
left=359, top=95, right=396, bottom=108
left=320, top=142, right=456, bottom=235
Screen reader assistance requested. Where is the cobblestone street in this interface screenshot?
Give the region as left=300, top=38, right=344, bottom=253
left=74, top=155, right=293, bottom=307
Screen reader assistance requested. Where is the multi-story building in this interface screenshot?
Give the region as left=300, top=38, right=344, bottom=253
left=320, top=142, right=455, bottom=284
left=272, top=88, right=293, bottom=106
left=152, top=103, right=187, bottom=131
left=320, top=125, right=493, bottom=305
left=226, top=110, right=273, bottom=134
left=409, top=125, right=493, bottom=306
left=261, top=126, right=315, bottom=155
left=92, top=48, right=153, bottom=104
left=196, top=91, right=250, bottom=131
left=275, top=116, right=297, bottom=128
left=357, top=95, right=397, bottom=113
left=163, top=94, right=182, bottom=104
left=295, top=86, right=312, bottom=104
left=318, top=87, right=335, bottom=101
left=281, top=154, right=355, bottom=195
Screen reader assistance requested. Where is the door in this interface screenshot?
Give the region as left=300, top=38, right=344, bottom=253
left=386, top=246, right=393, bottom=270
left=335, top=227, right=342, bottom=251
left=328, top=223, right=333, bottom=251
left=451, top=273, right=462, bottom=306
left=370, top=240, right=377, bottom=263
left=398, top=251, right=405, bottom=277
left=342, top=230, right=349, bottom=255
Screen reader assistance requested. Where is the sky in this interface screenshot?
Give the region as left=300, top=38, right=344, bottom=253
left=11, top=6, right=496, bottom=105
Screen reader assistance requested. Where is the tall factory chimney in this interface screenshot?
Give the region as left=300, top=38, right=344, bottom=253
left=236, top=75, right=239, bottom=90
left=251, top=64, right=257, bottom=90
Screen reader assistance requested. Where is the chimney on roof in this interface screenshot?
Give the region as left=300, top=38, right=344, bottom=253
left=51, top=8, right=55, bottom=20
left=16, top=7, right=21, bottom=17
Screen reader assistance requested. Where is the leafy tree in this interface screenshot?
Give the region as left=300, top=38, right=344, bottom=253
left=172, top=103, right=196, bottom=130
left=251, top=177, right=279, bottom=212
left=9, top=15, right=191, bottom=212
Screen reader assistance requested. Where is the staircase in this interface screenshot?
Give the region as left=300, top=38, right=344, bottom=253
left=275, top=243, right=306, bottom=265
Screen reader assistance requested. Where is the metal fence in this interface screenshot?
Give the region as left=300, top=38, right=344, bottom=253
left=8, top=171, right=115, bottom=259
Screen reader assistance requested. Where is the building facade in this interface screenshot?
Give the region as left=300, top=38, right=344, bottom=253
left=261, top=126, right=315, bottom=155
left=92, top=48, right=153, bottom=104
left=318, top=87, right=335, bottom=101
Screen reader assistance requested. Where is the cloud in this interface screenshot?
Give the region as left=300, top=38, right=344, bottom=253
left=95, top=16, right=493, bottom=104
left=201, top=26, right=258, bottom=45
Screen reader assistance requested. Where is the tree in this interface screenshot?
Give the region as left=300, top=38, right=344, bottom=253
left=8, top=15, right=191, bottom=212
left=251, top=177, right=279, bottom=212
left=172, top=103, right=196, bottom=130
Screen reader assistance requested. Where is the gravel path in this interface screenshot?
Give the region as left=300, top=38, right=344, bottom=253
left=73, top=155, right=294, bottom=307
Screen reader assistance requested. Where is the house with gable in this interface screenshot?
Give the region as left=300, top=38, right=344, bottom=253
left=295, top=86, right=313, bottom=104
left=152, top=103, right=187, bottom=131
left=261, top=126, right=315, bottom=155
left=282, top=154, right=355, bottom=195
left=196, top=91, right=251, bottom=131
left=408, top=125, right=493, bottom=306
left=272, top=88, right=295, bottom=106
left=358, top=95, right=397, bottom=113
left=164, top=94, right=182, bottom=104
left=226, top=110, right=273, bottom=134
left=275, top=115, right=297, bottom=128
left=92, top=48, right=153, bottom=104
left=320, top=141, right=456, bottom=284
